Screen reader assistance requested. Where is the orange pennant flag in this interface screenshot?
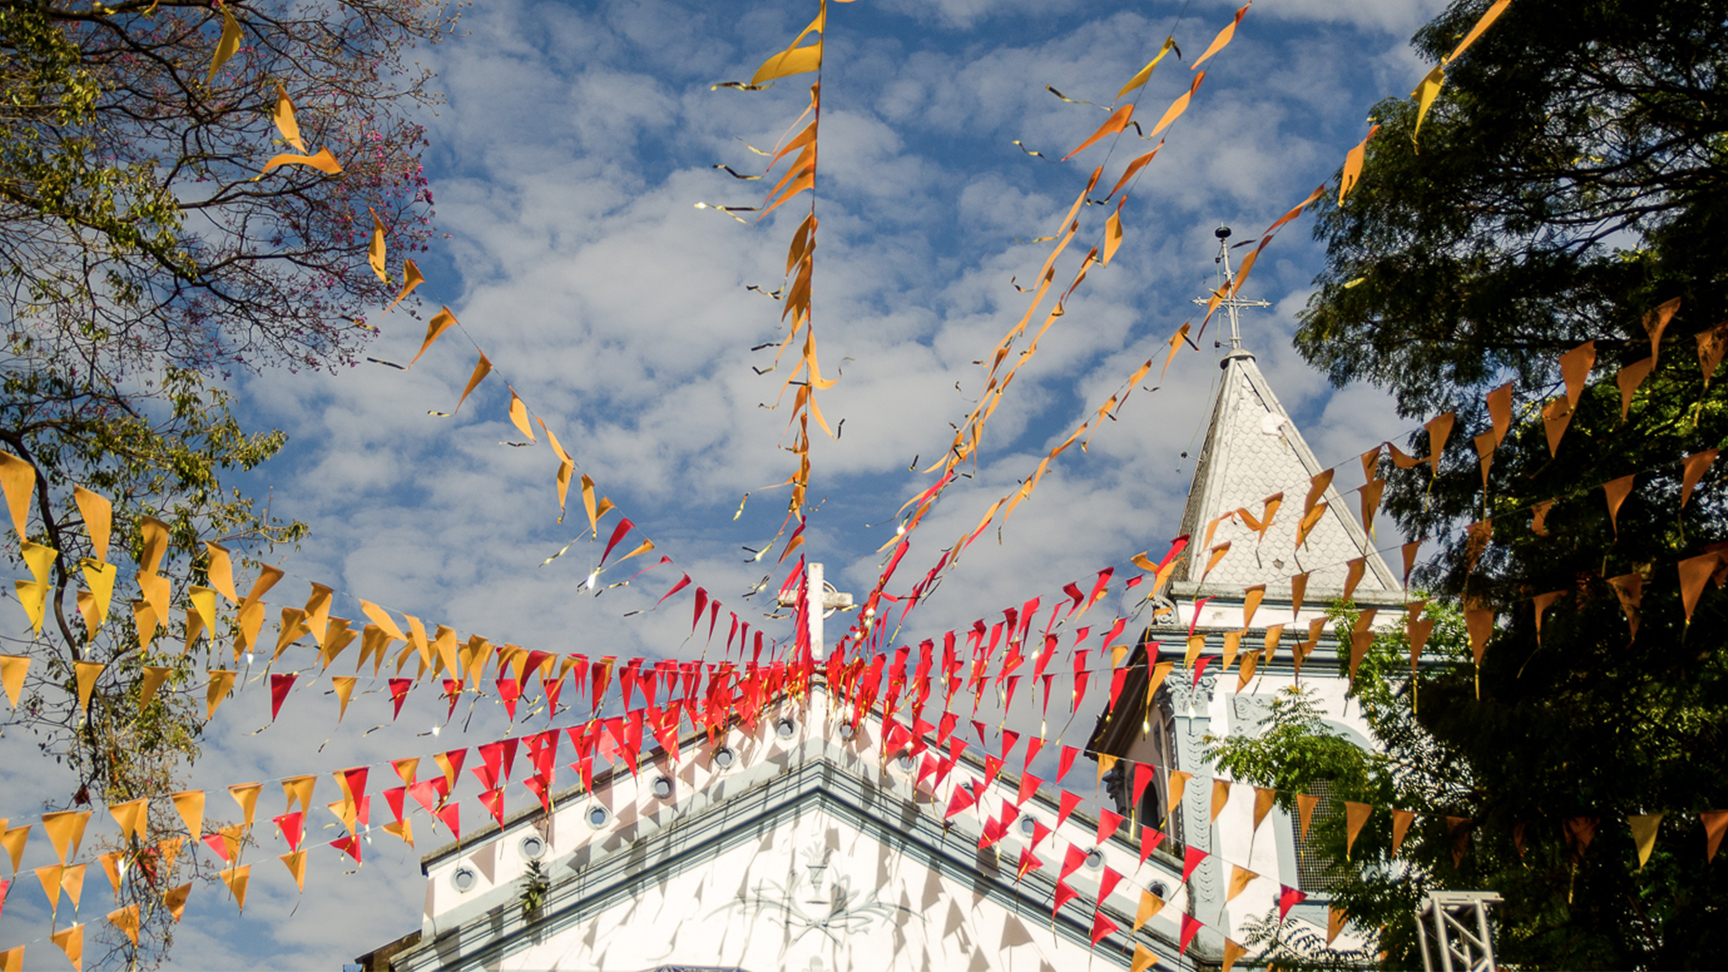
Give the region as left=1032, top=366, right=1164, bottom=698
left=1486, top=380, right=1513, bottom=446
left=73, top=661, right=103, bottom=712
left=1446, top=0, right=1512, bottom=62
left=1063, top=103, right=1136, bottom=161
left=1682, top=450, right=1718, bottom=508
left=1190, top=3, right=1250, bottom=70
left=1464, top=601, right=1495, bottom=665
left=0, top=654, right=26, bottom=709
left=1629, top=813, right=1662, bottom=870
left=1327, top=906, right=1347, bottom=945
left=164, top=881, right=191, bottom=923
left=0, top=946, right=22, bottom=971
left=1617, top=357, right=1654, bottom=420
left=1105, top=142, right=1164, bottom=200
left=1225, top=863, right=1254, bottom=902
left=262, top=147, right=342, bottom=175
left=453, top=353, right=492, bottom=414
left=1296, top=792, right=1320, bottom=839
left=1541, top=397, right=1572, bottom=456
left=280, top=850, right=308, bottom=892
left=507, top=387, right=537, bottom=442
left=1162, top=322, right=1191, bottom=377
left=73, top=487, right=112, bottom=564
left=1603, top=474, right=1636, bottom=537
left=1391, top=808, right=1416, bottom=857
left=1338, top=125, right=1380, bottom=204
left=1644, top=296, right=1682, bottom=365
left=229, top=782, right=262, bottom=830
left=1211, top=778, right=1233, bottom=823
left=1252, top=787, right=1276, bottom=833
left=1703, top=810, right=1728, bottom=863
left=219, top=864, right=250, bottom=910
left=1149, top=72, right=1205, bottom=138
left=1696, top=321, right=1728, bottom=386
left=409, top=307, right=459, bottom=368
left=50, top=923, right=82, bottom=972
left=1424, top=412, right=1455, bottom=475
left=108, top=904, right=141, bottom=946
left=206, top=670, right=236, bottom=719
left=750, top=8, right=824, bottom=85
left=41, top=810, right=89, bottom=866
left=1607, top=573, right=1643, bottom=641
left=1560, top=341, right=1595, bottom=408
left=1131, top=944, right=1157, bottom=972
left=2, top=824, right=29, bottom=874
left=1344, top=801, right=1373, bottom=858
left=1222, top=939, right=1249, bottom=972
left=386, top=259, right=425, bottom=313
left=1532, top=589, right=1565, bottom=647
left=109, top=798, right=147, bottom=844
left=172, top=790, right=205, bottom=845
left=0, top=450, right=34, bottom=539
left=1680, top=552, right=1721, bottom=624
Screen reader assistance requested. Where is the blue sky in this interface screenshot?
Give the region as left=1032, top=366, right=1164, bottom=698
left=1, top=0, right=1447, bottom=966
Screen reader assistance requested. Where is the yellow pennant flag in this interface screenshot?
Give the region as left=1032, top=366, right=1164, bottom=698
left=60, top=863, right=87, bottom=912
left=79, top=559, right=115, bottom=627
left=109, top=798, right=148, bottom=844
left=1344, top=801, right=1374, bottom=858
left=219, top=864, right=251, bottom=911
left=386, top=259, right=426, bottom=313
left=203, top=541, right=238, bottom=602
left=272, top=83, right=305, bottom=152
left=1117, top=37, right=1176, bottom=99
left=35, top=864, right=64, bottom=917
left=1338, top=124, right=1381, bottom=204
left=280, top=850, right=308, bottom=892
left=108, top=904, right=141, bottom=946
left=163, top=881, right=191, bottom=923
left=50, top=922, right=82, bottom=972
left=41, top=810, right=90, bottom=865
left=281, top=774, right=318, bottom=816
left=1131, top=944, right=1157, bottom=972
left=72, top=487, right=111, bottom=563
left=0, top=654, right=27, bottom=709
left=1629, top=813, right=1662, bottom=869
left=1446, top=0, right=1513, bottom=63
left=410, top=307, right=459, bottom=368
left=188, top=585, right=219, bottom=641
left=1, top=824, right=28, bottom=874
left=508, top=387, right=537, bottom=442
left=303, top=584, right=334, bottom=647
left=74, top=661, right=104, bottom=712
left=206, top=670, right=237, bottom=720
left=1411, top=65, right=1445, bottom=147
left=0, top=451, right=34, bottom=539
left=229, top=782, right=262, bottom=829
left=137, top=667, right=171, bottom=713
left=368, top=208, right=388, bottom=283
left=17, top=537, right=55, bottom=591
left=1134, top=890, right=1165, bottom=931
left=261, top=147, right=343, bottom=175
left=1225, top=863, right=1254, bottom=902
left=383, top=817, right=414, bottom=847
left=454, top=353, right=493, bottom=414
left=359, top=600, right=407, bottom=643
left=207, top=4, right=242, bottom=81
left=331, top=675, right=357, bottom=721
left=0, top=945, right=22, bottom=972
left=13, top=580, right=47, bottom=634
left=1102, top=200, right=1126, bottom=267
left=750, top=7, right=825, bottom=85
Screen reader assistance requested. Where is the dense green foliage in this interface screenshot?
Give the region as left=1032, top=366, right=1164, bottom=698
left=1278, top=0, right=1728, bottom=967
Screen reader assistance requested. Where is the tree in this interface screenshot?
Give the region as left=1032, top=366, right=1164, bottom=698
left=1284, top=0, right=1728, bottom=966
left=0, top=1, right=457, bottom=965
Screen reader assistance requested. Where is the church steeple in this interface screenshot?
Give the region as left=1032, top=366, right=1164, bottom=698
left=1171, top=228, right=1400, bottom=596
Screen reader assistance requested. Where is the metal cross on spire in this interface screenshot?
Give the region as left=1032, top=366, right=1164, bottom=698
left=1190, top=225, right=1270, bottom=351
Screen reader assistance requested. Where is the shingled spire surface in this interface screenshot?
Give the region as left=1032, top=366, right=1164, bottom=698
left=1172, top=347, right=1399, bottom=596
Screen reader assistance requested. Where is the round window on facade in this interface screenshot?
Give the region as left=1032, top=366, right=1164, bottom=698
left=518, top=833, right=547, bottom=862
left=713, top=747, right=737, bottom=769
left=1148, top=880, right=1169, bottom=899
left=451, top=865, right=479, bottom=893
left=895, top=754, right=914, bottom=772
left=1085, top=849, right=1105, bottom=870
left=838, top=723, right=856, bottom=741
left=651, top=776, right=674, bottom=799
left=585, top=805, right=610, bottom=829
left=776, top=718, right=797, bottom=739
left=1018, top=815, right=1038, bottom=838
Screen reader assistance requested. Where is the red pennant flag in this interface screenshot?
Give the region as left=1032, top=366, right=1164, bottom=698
left=388, top=678, right=411, bottom=721
left=331, top=834, right=362, bottom=864
left=273, top=812, right=304, bottom=850
left=1133, top=763, right=1154, bottom=809
left=1096, top=809, right=1124, bottom=847
left=1108, top=668, right=1129, bottom=709
left=384, top=786, right=407, bottom=823
left=1028, top=818, right=1052, bottom=850
left=1060, top=844, right=1087, bottom=881
left=435, top=803, right=461, bottom=838
left=270, top=673, right=295, bottom=721
left=1023, top=735, right=1044, bottom=770
left=1015, top=847, right=1044, bottom=881
left=441, top=678, right=461, bottom=721
left=1192, top=654, right=1213, bottom=688
left=202, top=832, right=233, bottom=863
left=691, top=588, right=708, bottom=635
left=1139, top=826, right=1166, bottom=866
left=945, top=782, right=978, bottom=821
left=655, top=573, right=691, bottom=610
left=407, top=780, right=440, bottom=814
left=1098, top=865, right=1123, bottom=904
left=524, top=774, right=551, bottom=812
left=1090, top=909, right=1120, bottom=947
left=1004, top=674, right=1022, bottom=712
left=1058, top=790, right=1083, bottom=830
left=1001, top=728, right=1021, bottom=760
left=1059, top=746, right=1079, bottom=781
left=984, top=755, right=1005, bottom=786
left=1278, top=885, right=1307, bottom=921
left=1053, top=880, right=1080, bottom=916
left=479, top=788, right=505, bottom=828
left=1017, top=774, right=1042, bottom=807
left=1182, top=845, right=1207, bottom=882
left=496, top=675, right=521, bottom=719
left=1179, top=913, right=1203, bottom=954
left=599, top=518, right=634, bottom=566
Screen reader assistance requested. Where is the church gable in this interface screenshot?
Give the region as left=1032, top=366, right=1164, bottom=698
left=386, top=685, right=1234, bottom=972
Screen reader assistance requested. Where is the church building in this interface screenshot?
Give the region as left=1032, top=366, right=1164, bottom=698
left=357, top=234, right=1399, bottom=971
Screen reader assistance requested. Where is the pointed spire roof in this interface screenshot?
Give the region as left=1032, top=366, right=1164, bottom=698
left=1173, top=347, right=1400, bottom=596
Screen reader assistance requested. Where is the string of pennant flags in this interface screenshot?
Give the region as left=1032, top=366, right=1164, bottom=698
left=10, top=0, right=1668, bottom=966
